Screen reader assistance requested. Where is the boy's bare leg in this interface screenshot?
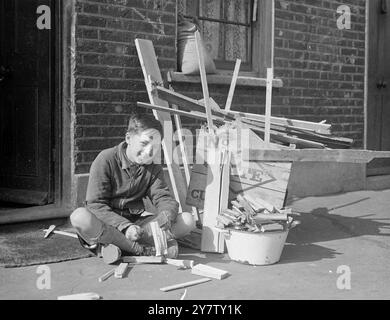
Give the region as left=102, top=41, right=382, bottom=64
left=70, top=207, right=143, bottom=255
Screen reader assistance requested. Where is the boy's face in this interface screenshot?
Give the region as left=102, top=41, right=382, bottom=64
left=125, top=128, right=162, bottom=165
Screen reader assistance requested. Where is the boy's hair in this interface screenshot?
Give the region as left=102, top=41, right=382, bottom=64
left=127, top=112, right=164, bottom=138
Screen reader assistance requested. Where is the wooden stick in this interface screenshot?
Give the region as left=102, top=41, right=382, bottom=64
left=254, top=213, right=288, bottom=221
left=229, top=111, right=331, bottom=134
left=122, top=256, right=164, bottom=264
left=160, top=278, right=211, bottom=292
left=252, top=0, right=258, bottom=21
left=98, top=267, right=116, bottom=282
left=57, top=292, right=101, bottom=300
left=265, top=68, right=273, bottom=145
left=42, top=229, right=78, bottom=239
left=165, top=258, right=194, bottom=269
left=194, top=30, right=213, bottom=131
left=225, top=59, right=241, bottom=111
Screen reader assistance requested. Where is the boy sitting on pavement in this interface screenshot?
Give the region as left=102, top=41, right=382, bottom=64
left=70, top=112, right=196, bottom=261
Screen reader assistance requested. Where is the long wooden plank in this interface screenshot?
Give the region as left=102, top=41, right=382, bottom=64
left=167, top=74, right=200, bottom=222
left=244, top=149, right=390, bottom=163
left=122, top=256, right=164, bottom=264
left=201, top=133, right=224, bottom=253
left=135, top=39, right=191, bottom=213
left=230, top=111, right=331, bottom=134
left=264, top=68, right=273, bottom=145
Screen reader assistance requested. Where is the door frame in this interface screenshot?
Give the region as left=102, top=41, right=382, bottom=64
left=53, top=0, right=75, bottom=209
left=364, top=0, right=390, bottom=176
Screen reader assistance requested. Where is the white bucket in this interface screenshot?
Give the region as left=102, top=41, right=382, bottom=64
left=219, top=228, right=289, bottom=265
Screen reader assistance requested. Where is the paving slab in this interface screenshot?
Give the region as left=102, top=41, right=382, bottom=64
left=1, top=189, right=389, bottom=300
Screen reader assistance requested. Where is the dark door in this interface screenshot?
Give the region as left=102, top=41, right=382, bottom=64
left=367, top=0, right=390, bottom=176
left=0, top=0, right=54, bottom=204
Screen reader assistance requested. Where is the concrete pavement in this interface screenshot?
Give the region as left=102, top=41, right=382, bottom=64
left=0, top=189, right=389, bottom=300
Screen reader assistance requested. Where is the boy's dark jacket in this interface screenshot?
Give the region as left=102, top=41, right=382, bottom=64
left=85, top=142, right=179, bottom=231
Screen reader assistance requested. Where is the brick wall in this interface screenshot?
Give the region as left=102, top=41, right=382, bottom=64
left=173, top=0, right=366, bottom=147
left=73, top=0, right=366, bottom=174
left=74, top=0, right=176, bottom=174
left=274, top=0, right=366, bottom=146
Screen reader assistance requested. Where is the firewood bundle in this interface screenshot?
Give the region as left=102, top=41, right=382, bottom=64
left=217, top=193, right=300, bottom=233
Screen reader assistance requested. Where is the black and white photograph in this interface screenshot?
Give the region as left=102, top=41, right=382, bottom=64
left=0, top=0, right=389, bottom=305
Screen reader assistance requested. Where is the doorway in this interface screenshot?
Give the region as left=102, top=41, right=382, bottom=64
left=0, top=0, right=55, bottom=205
left=367, top=0, right=390, bottom=176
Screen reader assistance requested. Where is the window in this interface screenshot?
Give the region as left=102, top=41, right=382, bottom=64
left=177, top=0, right=274, bottom=78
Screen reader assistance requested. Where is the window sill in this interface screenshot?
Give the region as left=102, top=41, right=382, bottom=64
left=167, top=71, right=283, bottom=88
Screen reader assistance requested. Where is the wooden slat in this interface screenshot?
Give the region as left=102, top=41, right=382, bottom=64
left=201, top=134, right=224, bottom=253
left=122, top=256, right=164, bottom=264
left=244, top=149, right=390, bottom=163
left=225, top=59, right=241, bottom=111
left=264, top=68, right=273, bottom=145
left=194, top=30, right=213, bottom=130
left=231, top=111, right=331, bottom=134
left=135, top=39, right=191, bottom=213
left=160, top=278, right=211, bottom=292
left=168, top=71, right=284, bottom=88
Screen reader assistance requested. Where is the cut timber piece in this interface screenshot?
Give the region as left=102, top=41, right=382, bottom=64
left=191, top=264, right=230, bottom=280
left=114, top=263, right=128, bottom=279
left=57, top=292, right=101, bottom=300
left=150, top=221, right=168, bottom=256
left=229, top=111, right=331, bottom=135
left=160, top=278, right=211, bottom=292
left=201, top=134, right=225, bottom=253
left=219, top=150, right=231, bottom=214
left=260, top=223, right=285, bottom=232
left=101, top=244, right=122, bottom=265
left=135, top=39, right=191, bottom=213
left=242, top=193, right=275, bottom=212
left=254, top=213, right=288, bottom=221
left=244, top=149, right=390, bottom=163
left=165, top=258, right=194, bottom=269
left=98, top=268, right=116, bottom=282
left=122, top=256, right=164, bottom=264
left=155, top=86, right=235, bottom=121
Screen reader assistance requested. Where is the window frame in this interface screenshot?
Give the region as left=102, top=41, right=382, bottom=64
left=176, top=0, right=275, bottom=79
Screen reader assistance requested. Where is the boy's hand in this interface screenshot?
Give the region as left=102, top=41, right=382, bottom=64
left=156, top=211, right=173, bottom=231
left=124, top=225, right=143, bottom=241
